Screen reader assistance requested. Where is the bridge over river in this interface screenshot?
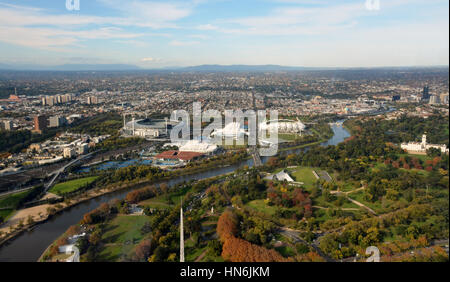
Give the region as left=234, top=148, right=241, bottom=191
left=0, top=123, right=350, bottom=262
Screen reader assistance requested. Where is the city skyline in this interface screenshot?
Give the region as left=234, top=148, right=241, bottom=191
left=0, top=0, right=448, bottom=68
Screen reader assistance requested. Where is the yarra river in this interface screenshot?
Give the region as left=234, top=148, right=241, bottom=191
left=0, top=123, right=350, bottom=262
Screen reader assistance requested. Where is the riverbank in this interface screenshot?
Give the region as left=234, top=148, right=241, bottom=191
left=0, top=123, right=351, bottom=262
left=0, top=158, right=247, bottom=250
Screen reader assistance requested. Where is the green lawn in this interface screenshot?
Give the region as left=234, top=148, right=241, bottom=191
left=98, top=215, right=151, bottom=261
left=349, top=191, right=384, bottom=214
left=275, top=245, right=296, bottom=258
left=278, top=133, right=301, bottom=141
left=140, top=194, right=174, bottom=208
left=186, top=246, right=208, bottom=262
left=289, top=167, right=319, bottom=188
left=0, top=209, right=14, bottom=221
left=139, top=187, right=191, bottom=208
left=0, top=190, right=33, bottom=220
left=49, top=176, right=98, bottom=195
left=397, top=153, right=432, bottom=162
left=246, top=199, right=278, bottom=216
left=0, top=190, right=31, bottom=208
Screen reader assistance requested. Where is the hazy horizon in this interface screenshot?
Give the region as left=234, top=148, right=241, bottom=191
left=0, top=0, right=449, bottom=68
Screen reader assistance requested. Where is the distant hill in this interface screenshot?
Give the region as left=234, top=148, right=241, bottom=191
left=0, top=63, right=12, bottom=70
left=179, top=64, right=315, bottom=72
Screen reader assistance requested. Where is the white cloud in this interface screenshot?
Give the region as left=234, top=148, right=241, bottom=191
left=196, top=24, right=219, bottom=30
left=189, top=34, right=209, bottom=40
left=214, top=0, right=448, bottom=36
left=219, top=2, right=366, bottom=36
left=169, top=40, right=200, bottom=46
left=97, top=0, right=197, bottom=28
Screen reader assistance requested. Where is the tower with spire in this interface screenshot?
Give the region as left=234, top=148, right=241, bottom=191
left=180, top=203, right=185, bottom=262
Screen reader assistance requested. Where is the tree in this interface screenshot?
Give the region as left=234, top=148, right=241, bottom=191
left=207, top=240, right=222, bottom=256
left=217, top=210, right=239, bottom=242
left=295, top=242, right=310, bottom=254
left=66, top=225, right=81, bottom=237
left=26, top=215, right=34, bottom=225
left=89, top=230, right=102, bottom=246
left=135, top=239, right=152, bottom=261
left=222, top=236, right=288, bottom=262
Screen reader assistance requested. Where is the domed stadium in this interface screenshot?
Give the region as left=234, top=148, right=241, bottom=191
left=123, top=118, right=180, bottom=139
left=259, top=119, right=305, bottom=134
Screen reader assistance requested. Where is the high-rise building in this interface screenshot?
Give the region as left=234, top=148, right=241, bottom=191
left=440, top=94, right=449, bottom=104
left=49, top=116, right=67, bottom=128
left=45, top=96, right=55, bottom=106
left=33, top=115, right=48, bottom=133
left=87, top=96, right=99, bottom=105
left=78, top=143, right=89, bottom=155
left=2, top=120, right=13, bottom=131
left=429, top=95, right=440, bottom=105
left=422, top=86, right=430, bottom=101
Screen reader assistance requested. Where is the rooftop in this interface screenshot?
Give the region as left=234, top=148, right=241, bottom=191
left=154, top=150, right=204, bottom=162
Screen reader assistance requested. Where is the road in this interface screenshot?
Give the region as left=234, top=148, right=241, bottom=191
left=330, top=187, right=377, bottom=216
left=278, top=227, right=336, bottom=262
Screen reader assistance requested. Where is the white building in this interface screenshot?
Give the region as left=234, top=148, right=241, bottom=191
left=2, top=120, right=13, bottom=131
left=401, top=134, right=448, bottom=154
left=179, top=140, right=218, bottom=154
left=429, top=95, right=441, bottom=105
left=211, top=122, right=248, bottom=139
left=57, top=233, right=85, bottom=262
left=49, top=116, right=67, bottom=128
left=260, top=119, right=305, bottom=134
left=63, top=147, right=75, bottom=158
left=265, top=170, right=295, bottom=182
left=78, top=143, right=89, bottom=155
left=134, top=128, right=160, bottom=138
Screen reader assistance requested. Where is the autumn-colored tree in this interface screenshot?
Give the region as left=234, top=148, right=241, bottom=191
left=66, top=225, right=81, bottom=237
left=222, top=236, right=288, bottom=262
left=50, top=237, right=69, bottom=257
left=432, top=157, right=441, bottom=166
left=135, top=239, right=152, bottom=261
left=296, top=251, right=326, bottom=262
left=125, top=186, right=157, bottom=203
left=217, top=210, right=238, bottom=242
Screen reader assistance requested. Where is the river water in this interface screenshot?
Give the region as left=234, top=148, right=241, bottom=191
left=0, top=123, right=350, bottom=262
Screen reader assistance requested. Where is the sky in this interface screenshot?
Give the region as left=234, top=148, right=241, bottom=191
left=0, top=0, right=448, bottom=68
